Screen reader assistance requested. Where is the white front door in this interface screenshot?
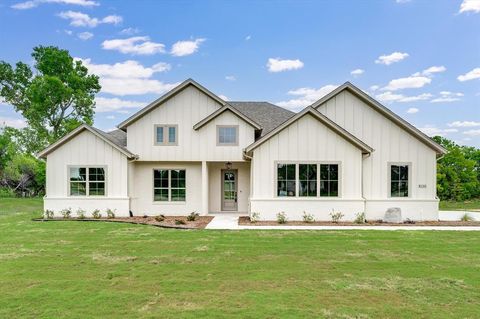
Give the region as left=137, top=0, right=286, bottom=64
left=221, top=169, right=238, bottom=211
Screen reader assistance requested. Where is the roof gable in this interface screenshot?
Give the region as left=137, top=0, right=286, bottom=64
left=312, top=82, right=446, bottom=154
left=245, top=107, right=374, bottom=154
left=193, top=104, right=262, bottom=130
left=117, top=79, right=227, bottom=130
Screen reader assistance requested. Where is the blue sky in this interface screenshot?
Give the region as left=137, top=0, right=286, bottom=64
left=0, top=0, right=479, bottom=147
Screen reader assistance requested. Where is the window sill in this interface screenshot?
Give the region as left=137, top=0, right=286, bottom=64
left=152, top=201, right=186, bottom=205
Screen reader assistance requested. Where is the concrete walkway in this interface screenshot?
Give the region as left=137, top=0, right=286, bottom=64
left=205, top=211, right=480, bottom=231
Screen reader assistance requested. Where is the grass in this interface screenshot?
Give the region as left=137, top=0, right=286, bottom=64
left=440, top=198, right=480, bottom=211
left=0, top=198, right=480, bottom=318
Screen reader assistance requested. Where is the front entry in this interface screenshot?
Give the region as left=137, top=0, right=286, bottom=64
left=221, top=169, right=238, bottom=211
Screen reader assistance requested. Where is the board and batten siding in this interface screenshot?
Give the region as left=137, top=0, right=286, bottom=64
left=316, top=90, right=439, bottom=220
left=44, top=130, right=130, bottom=216
left=126, top=85, right=255, bottom=162
left=250, top=113, right=365, bottom=220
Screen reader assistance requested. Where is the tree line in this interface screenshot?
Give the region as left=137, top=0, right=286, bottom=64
left=0, top=46, right=479, bottom=202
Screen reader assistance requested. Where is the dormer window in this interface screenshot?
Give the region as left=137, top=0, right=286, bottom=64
left=154, top=125, right=178, bottom=145
left=217, top=125, right=238, bottom=146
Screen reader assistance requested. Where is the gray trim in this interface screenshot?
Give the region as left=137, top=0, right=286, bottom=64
left=193, top=104, right=262, bottom=130
left=387, top=162, right=412, bottom=198
left=153, top=124, right=178, bottom=146
left=221, top=169, right=238, bottom=211
left=216, top=125, right=239, bottom=146
left=246, top=107, right=374, bottom=154
left=67, top=165, right=108, bottom=197
left=310, top=82, right=446, bottom=155
left=118, top=79, right=227, bottom=129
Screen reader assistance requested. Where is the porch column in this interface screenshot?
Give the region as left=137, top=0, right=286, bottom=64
left=201, top=161, right=208, bottom=215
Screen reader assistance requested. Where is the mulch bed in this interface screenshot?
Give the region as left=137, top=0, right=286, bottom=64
left=238, top=216, right=480, bottom=227
left=33, top=215, right=214, bottom=229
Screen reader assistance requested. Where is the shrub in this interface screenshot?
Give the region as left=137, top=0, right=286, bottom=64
left=76, top=209, right=86, bottom=219
left=302, top=211, right=315, bottom=223
left=354, top=212, right=366, bottom=224
left=106, top=209, right=116, bottom=219
left=187, top=212, right=199, bottom=221
left=60, top=208, right=72, bottom=219
left=175, top=219, right=186, bottom=225
left=44, top=209, right=54, bottom=219
left=155, top=214, right=165, bottom=222
left=92, top=209, right=101, bottom=219
left=460, top=213, right=473, bottom=222
left=404, top=218, right=415, bottom=224
left=250, top=212, right=260, bottom=223
left=330, top=210, right=344, bottom=223
left=0, top=187, right=15, bottom=198
left=276, top=212, right=287, bottom=224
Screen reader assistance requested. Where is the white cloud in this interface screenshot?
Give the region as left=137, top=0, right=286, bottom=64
left=419, top=65, right=446, bottom=76
left=102, top=36, right=165, bottom=55
left=64, top=29, right=73, bottom=35
left=430, top=91, right=463, bottom=103
left=106, top=115, right=116, bottom=120
left=245, top=35, right=251, bottom=41
left=376, top=92, right=432, bottom=103
left=58, top=11, right=122, bottom=28
left=370, top=85, right=380, bottom=91
left=396, top=0, right=411, bottom=3
left=375, top=52, right=409, bottom=65
left=459, top=0, right=480, bottom=13
left=350, top=69, right=364, bottom=76
left=218, top=95, right=229, bottom=101
left=448, top=121, right=480, bottom=128
left=225, top=75, right=236, bottom=81
left=77, top=31, right=93, bottom=40
left=0, top=116, right=27, bottom=129
left=95, top=97, right=146, bottom=113
left=407, top=107, right=419, bottom=114
left=267, top=58, right=304, bottom=73
left=78, top=58, right=170, bottom=78
left=419, top=126, right=458, bottom=137
left=276, top=84, right=337, bottom=111
left=457, top=67, right=480, bottom=82
left=464, top=129, right=480, bottom=136
left=383, top=76, right=431, bottom=91
left=100, top=78, right=178, bottom=96
left=170, top=38, right=205, bottom=57
left=11, top=0, right=98, bottom=10
left=120, top=27, right=140, bottom=35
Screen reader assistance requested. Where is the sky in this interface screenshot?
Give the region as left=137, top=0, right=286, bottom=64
left=0, top=0, right=479, bottom=147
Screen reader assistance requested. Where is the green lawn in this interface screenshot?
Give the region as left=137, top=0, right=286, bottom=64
left=440, top=198, right=480, bottom=211
left=0, top=198, right=480, bottom=318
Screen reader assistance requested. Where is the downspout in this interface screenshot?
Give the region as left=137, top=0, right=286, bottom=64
left=361, top=152, right=372, bottom=215
left=127, top=155, right=139, bottom=216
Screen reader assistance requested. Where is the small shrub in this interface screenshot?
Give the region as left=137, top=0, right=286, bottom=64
left=155, top=214, right=165, bottom=222
left=92, top=209, right=101, bottom=219
left=460, top=213, right=473, bottom=222
left=142, top=214, right=148, bottom=219
left=330, top=210, right=344, bottom=223
left=404, top=218, right=415, bottom=224
left=106, top=208, right=116, bottom=219
left=0, top=187, right=15, bottom=198
left=60, top=208, right=72, bottom=219
left=375, top=219, right=383, bottom=224
left=276, top=212, right=287, bottom=224
left=76, top=209, right=86, bottom=219
left=175, top=219, right=186, bottom=225
left=187, top=211, right=199, bottom=221
left=250, top=212, right=260, bottom=223
left=44, top=210, right=54, bottom=219
left=354, top=212, right=366, bottom=224
left=302, top=211, right=315, bottom=223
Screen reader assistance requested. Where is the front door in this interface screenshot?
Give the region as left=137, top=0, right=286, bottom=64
left=221, top=169, right=238, bottom=211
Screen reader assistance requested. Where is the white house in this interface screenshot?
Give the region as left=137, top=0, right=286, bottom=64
left=39, top=79, right=446, bottom=221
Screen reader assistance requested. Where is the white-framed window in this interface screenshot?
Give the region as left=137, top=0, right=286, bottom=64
left=389, top=163, right=409, bottom=197
left=276, top=163, right=340, bottom=198
left=69, top=166, right=106, bottom=196
left=153, top=169, right=186, bottom=202
left=154, top=124, right=178, bottom=145
left=217, top=125, right=238, bottom=146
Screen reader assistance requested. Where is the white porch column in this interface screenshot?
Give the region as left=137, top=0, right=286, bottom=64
left=201, top=161, right=209, bottom=215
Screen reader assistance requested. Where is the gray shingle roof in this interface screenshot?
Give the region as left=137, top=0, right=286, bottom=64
left=91, top=127, right=129, bottom=151
left=228, top=102, right=295, bottom=136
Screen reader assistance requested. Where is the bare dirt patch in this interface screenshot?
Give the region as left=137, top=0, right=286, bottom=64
left=238, top=216, right=480, bottom=227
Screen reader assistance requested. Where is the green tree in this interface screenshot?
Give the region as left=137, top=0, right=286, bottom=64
left=0, top=46, right=101, bottom=149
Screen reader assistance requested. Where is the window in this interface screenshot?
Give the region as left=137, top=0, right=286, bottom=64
left=217, top=126, right=238, bottom=145
left=299, top=164, right=317, bottom=197
left=320, top=164, right=338, bottom=197
left=154, top=125, right=177, bottom=145
left=390, top=164, right=409, bottom=197
left=153, top=169, right=186, bottom=202
left=69, top=167, right=105, bottom=196
left=277, top=164, right=296, bottom=196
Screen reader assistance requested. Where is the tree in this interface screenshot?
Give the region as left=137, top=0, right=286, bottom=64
left=0, top=46, right=101, bottom=148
